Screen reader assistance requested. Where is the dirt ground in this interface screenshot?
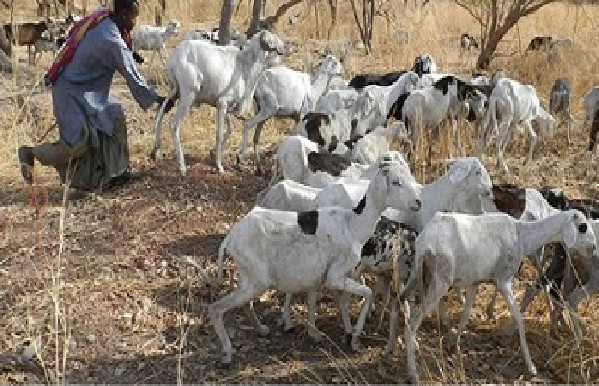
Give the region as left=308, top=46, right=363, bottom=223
left=1, top=0, right=599, bottom=383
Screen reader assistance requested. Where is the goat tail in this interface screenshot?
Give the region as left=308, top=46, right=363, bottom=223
left=217, top=233, right=230, bottom=281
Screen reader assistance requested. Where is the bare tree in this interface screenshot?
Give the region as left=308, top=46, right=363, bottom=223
left=455, top=0, right=557, bottom=69
left=349, top=0, right=375, bottom=54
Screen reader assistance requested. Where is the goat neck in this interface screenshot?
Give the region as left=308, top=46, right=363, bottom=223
left=517, top=211, right=575, bottom=256
left=348, top=172, right=389, bottom=247
left=416, top=172, right=461, bottom=231
left=306, top=66, right=334, bottom=111
left=235, top=38, right=270, bottom=115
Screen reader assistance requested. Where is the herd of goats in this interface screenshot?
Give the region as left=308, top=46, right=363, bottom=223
left=3, top=12, right=599, bottom=382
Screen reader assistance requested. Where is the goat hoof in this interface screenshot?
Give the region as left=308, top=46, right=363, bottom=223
left=254, top=168, right=264, bottom=177
left=149, top=150, right=157, bottom=162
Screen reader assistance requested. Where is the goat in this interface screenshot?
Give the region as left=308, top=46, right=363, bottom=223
left=276, top=152, right=414, bottom=332
left=348, top=70, right=406, bottom=90
left=210, top=155, right=422, bottom=363
left=4, top=21, right=49, bottom=64
left=479, top=77, right=555, bottom=174
left=397, top=76, right=471, bottom=162
left=350, top=72, right=420, bottom=137
left=478, top=184, right=561, bottom=320
left=549, top=78, right=574, bottom=144
left=132, top=20, right=180, bottom=68
left=238, top=55, right=344, bottom=175
left=308, top=158, right=494, bottom=351
left=152, top=30, right=286, bottom=175
left=512, top=189, right=599, bottom=343
left=526, top=36, right=553, bottom=52
left=460, top=33, right=479, bottom=52
left=348, top=122, right=407, bottom=165
left=582, top=86, right=599, bottom=132
left=412, top=53, right=437, bottom=77
left=401, top=209, right=597, bottom=382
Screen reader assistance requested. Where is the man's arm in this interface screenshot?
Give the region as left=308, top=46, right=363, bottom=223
left=109, top=37, right=159, bottom=110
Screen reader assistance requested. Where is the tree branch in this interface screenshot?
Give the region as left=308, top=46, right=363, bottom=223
left=349, top=0, right=366, bottom=45
left=454, top=0, right=483, bottom=24
left=262, top=0, right=304, bottom=27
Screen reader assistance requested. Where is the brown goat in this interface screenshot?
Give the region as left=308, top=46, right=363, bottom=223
left=3, top=21, right=49, bottom=64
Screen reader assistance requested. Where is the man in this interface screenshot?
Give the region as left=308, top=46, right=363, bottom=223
left=18, top=0, right=174, bottom=190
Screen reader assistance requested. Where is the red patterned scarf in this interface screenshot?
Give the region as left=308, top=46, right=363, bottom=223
left=45, top=8, right=133, bottom=85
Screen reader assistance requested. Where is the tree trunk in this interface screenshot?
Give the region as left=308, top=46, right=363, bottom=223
left=219, top=0, right=234, bottom=45
left=155, top=0, right=166, bottom=25
left=475, top=11, right=518, bottom=69
left=247, top=0, right=263, bottom=38
left=326, top=0, right=337, bottom=40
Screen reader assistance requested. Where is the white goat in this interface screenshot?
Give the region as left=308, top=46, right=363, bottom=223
left=479, top=77, right=556, bottom=174
left=238, top=55, right=344, bottom=175
left=401, top=210, right=597, bottom=382
left=153, top=30, right=286, bottom=174
left=210, top=155, right=422, bottom=363
left=132, top=20, right=181, bottom=67
left=350, top=72, right=420, bottom=136
left=348, top=121, right=407, bottom=165
left=273, top=135, right=376, bottom=188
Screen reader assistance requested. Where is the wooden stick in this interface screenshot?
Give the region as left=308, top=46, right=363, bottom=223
left=36, top=121, right=57, bottom=143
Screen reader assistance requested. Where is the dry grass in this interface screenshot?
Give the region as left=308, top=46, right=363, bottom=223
left=0, top=0, right=599, bottom=383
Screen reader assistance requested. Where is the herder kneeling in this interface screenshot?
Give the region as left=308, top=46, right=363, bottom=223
left=18, top=0, right=174, bottom=190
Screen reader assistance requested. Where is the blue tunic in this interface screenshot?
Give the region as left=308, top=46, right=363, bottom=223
left=52, top=16, right=158, bottom=148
